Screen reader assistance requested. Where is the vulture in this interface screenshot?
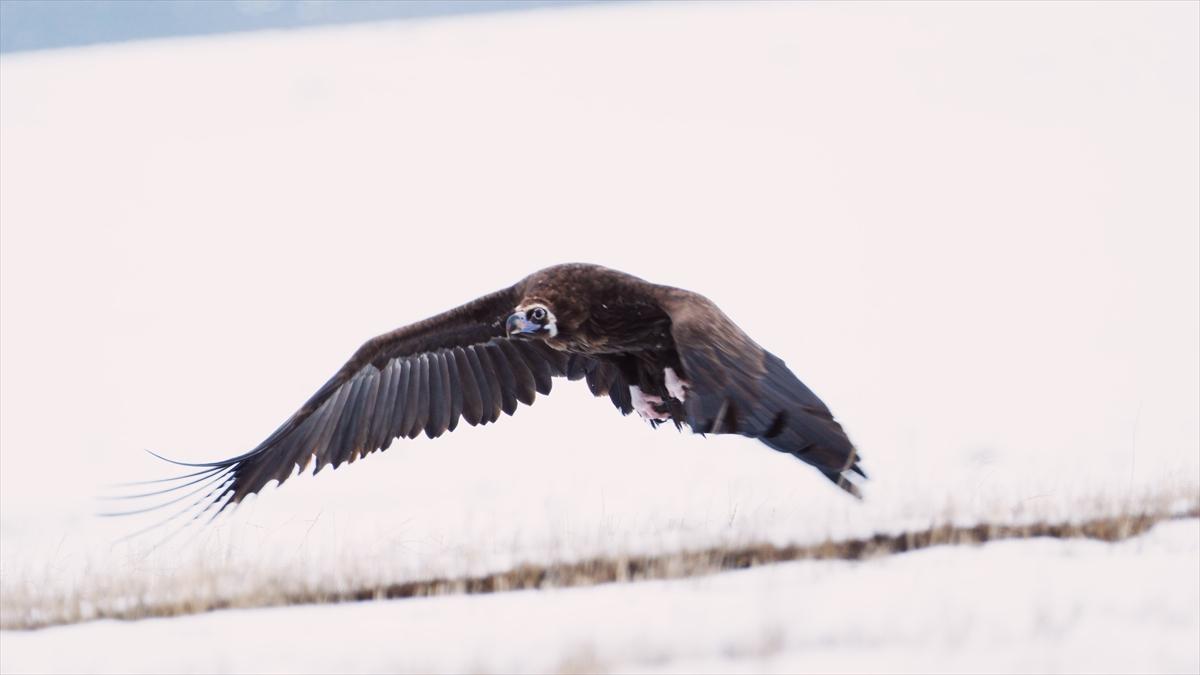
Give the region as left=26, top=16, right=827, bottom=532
left=120, top=263, right=864, bottom=525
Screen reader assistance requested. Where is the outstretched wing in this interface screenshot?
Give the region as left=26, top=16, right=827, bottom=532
left=117, top=285, right=591, bottom=522
left=655, top=289, right=865, bottom=496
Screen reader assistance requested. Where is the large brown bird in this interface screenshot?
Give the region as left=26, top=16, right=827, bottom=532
left=124, top=263, right=863, bottom=523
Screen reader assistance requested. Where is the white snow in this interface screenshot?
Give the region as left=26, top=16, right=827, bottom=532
left=2, top=520, right=1196, bottom=674
left=0, top=0, right=1197, bottom=670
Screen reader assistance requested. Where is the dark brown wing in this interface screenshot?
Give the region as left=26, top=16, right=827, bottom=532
left=120, top=285, right=593, bottom=522
left=655, top=289, right=865, bottom=497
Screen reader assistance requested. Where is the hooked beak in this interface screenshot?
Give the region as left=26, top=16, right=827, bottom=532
left=506, top=311, right=537, bottom=337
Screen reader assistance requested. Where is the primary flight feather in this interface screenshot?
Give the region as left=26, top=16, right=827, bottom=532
left=129, top=263, right=864, bottom=522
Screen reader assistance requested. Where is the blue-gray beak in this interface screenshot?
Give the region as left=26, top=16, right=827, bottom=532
left=506, top=311, right=536, bottom=337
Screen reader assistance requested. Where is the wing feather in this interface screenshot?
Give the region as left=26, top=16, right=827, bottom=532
left=452, top=347, right=483, bottom=426
left=655, top=288, right=864, bottom=497
left=425, top=352, right=451, bottom=439
left=328, top=371, right=368, bottom=469
left=290, top=402, right=327, bottom=475
left=272, top=419, right=310, bottom=481
left=444, top=351, right=463, bottom=433
left=483, top=343, right=519, bottom=416
left=357, top=372, right=385, bottom=457
left=388, top=359, right=413, bottom=442
left=585, top=362, right=617, bottom=397
left=367, top=359, right=399, bottom=452
left=512, top=341, right=554, bottom=395
left=346, top=371, right=379, bottom=463
left=498, top=340, right=537, bottom=405
left=399, top=356, right=422, bottom=439
left=469, top=345, right=503, bottom=423
left=409, top=355, right=431, bottom=440
left=309, top=378, right=353, bottom=476
left=565, top=354, right=590, bottom=381
left=607, top=377, right=634, bottom=415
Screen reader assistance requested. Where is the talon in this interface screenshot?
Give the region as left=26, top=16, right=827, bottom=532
left=630, top=385, right=670, bottom=421
left=664, top=367, right=690, bottom=402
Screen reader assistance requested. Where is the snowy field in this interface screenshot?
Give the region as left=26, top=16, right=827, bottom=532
left=1, top=1, right=1198, bottom=672
left=4, top=521, right=1198, bottom=674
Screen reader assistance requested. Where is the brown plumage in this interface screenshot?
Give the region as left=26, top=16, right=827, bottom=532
left=120, top=263, right=864, bottom=524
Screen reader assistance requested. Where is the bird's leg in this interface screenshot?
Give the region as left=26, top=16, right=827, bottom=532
left=664, top=367, right=690, bottom=402
left=630, top=385, right=670, bottom=421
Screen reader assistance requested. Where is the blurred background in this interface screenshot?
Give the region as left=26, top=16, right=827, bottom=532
left=0, top=0, right=598, bottom=53
left=1, top=1, right=1197, bottom=672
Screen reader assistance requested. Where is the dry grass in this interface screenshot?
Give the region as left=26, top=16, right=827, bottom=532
left=4, top=504, right=1195, bottom=632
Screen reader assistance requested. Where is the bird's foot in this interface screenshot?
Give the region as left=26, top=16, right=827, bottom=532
left=664, top=367, right=690, bottom=402
left=630, top=386, right=670, bottom=421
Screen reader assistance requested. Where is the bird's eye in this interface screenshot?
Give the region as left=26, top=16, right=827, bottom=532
left=530, top=307, right=547, bottom=322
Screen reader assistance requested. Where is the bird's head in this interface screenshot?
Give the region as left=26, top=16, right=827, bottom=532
left=505, top=302, right=558, bottom=340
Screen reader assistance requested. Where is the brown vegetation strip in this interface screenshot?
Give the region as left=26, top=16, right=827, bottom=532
left=7, top=508, right=1198, bottom=631
left=325, top=509, right=1200, bottom=600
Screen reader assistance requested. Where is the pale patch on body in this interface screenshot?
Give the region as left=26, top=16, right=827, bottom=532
left=630, top=385, right=669, bottom=421
left=664, top=367, right=689, bottom=401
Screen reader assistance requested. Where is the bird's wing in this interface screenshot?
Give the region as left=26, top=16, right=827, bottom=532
left=120, top=285, right=591, bottom=520
left=655, top=289, right=865, bottom=496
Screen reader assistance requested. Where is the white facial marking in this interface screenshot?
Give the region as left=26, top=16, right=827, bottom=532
left=664, top=367, right=689, bottom=402
left=544, top=314, right=558, bottom=338
left=630, top=385, right=670, bottom=421
left=518, top=303, right=558, bottom=338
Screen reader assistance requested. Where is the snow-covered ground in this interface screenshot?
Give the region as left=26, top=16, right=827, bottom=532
left=3, top=520, right=1197, bottom=674
left=1, top=0, right=1197, bottom=671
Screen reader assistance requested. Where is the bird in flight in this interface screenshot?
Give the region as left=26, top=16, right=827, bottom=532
left=118, top=263, right=864, bottom=525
